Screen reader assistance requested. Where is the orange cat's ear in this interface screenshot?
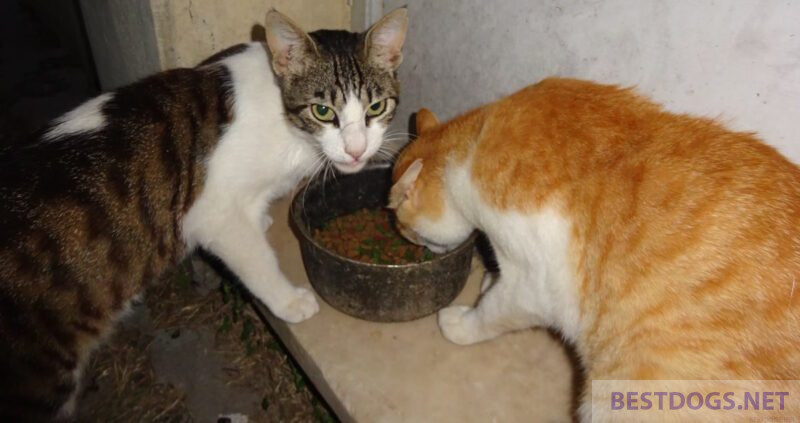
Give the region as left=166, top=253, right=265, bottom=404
left=415, top=108, right=440, bottom=135
left=388, top=158, right=423, bottom=209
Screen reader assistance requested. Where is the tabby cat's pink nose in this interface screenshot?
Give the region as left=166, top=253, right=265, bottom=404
left=345, top=144, right=366, bottom=160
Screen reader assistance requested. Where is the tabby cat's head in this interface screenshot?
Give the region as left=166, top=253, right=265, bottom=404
left=265, top=8, right=408, bottom=174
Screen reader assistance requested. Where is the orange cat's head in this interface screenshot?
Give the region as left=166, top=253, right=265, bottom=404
left=388, top=109, right=473, bottom=253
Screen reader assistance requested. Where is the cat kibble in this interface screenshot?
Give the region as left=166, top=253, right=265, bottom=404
left=313, top=208, right=435, bottom=265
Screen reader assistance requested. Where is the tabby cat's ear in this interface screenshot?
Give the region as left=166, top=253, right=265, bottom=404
left=415, top=108, right=440, bottom=135
left=364, top=7, right=409, bottom=71
left=388, top=158, right=423, bottom=209
left=265, top=9, right=318, bottom=77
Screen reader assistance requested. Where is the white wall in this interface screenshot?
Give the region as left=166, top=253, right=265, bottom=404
left=385, top=0, right=800, bottom=162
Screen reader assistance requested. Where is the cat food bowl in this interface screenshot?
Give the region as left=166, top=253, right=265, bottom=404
left=290, top=162, right=475, bottom=322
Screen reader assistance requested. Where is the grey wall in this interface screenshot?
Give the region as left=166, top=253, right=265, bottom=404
left=386, top=0, right=800, bottom=162
left=79, top=0, right=161, bottom=90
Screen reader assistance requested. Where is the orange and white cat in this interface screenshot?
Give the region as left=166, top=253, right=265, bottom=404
left=389, top=78, right=800, bottom=421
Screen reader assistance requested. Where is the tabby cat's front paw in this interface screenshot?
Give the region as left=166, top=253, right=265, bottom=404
left=272, top=287, right=320, bottom=323
left=438, top=305, right=481, bottom=345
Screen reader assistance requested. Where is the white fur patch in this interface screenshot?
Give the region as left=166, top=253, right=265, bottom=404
left=418, top=154, right=582, bottom=342
left=44, top=93, right=113, bottom=141
left=456, top=158, right=581, bottom=340
left=183, top=42, right=317, bottom=244
left=484, top=207, right=581, bottom=340
left=181, top=43, right=320, bottom=323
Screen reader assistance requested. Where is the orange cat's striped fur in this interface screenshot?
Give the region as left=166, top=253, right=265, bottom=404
left=390, top=78, right=800, bottom=420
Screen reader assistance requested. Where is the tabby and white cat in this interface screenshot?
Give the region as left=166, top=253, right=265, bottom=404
left=389, top=78, right=800, bottom=421
left=0, top=8, right=407, bottom=420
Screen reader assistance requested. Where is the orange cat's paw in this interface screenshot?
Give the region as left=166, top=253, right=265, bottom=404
left=438, top=305, right=480, bottom=345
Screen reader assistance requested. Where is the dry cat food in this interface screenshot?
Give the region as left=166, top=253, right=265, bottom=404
left=313, top=208, right=436, bottom=264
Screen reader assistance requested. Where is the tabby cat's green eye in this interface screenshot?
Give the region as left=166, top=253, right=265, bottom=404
left=311, top=104, right=336, bottom=122
left=366, top=99, right=387, bottom=117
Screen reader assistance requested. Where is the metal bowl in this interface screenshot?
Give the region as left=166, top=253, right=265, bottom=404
left=290, top=162, right=474, bottom=322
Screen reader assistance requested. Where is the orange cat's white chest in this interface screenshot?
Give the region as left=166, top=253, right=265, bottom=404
left=447, top=161, right=583, bottom=341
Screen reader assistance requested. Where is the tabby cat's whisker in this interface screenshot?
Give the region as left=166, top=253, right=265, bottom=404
left=374, top=149, right=397, bottom=161
left=327, top=160, right=338, bottom=182
left=300, top=153, right=327, bottom=210
left=382, top=135, right=415, bottom=141
left=383, top=130, right=416, bottom=137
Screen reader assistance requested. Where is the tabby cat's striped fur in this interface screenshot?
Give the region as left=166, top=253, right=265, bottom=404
left=0, top=8, right=407, bottom=420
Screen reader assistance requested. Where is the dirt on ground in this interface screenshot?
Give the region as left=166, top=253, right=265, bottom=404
left=77, top=262, right=336, bottom=423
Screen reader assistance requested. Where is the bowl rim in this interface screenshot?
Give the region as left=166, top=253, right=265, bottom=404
left=290, top=163, right=476, bottom=269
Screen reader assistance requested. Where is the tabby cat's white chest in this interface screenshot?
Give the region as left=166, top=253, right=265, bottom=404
left=182, top=44, right=316, bottom=250
left=210, top=44, right=316, bottom=202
